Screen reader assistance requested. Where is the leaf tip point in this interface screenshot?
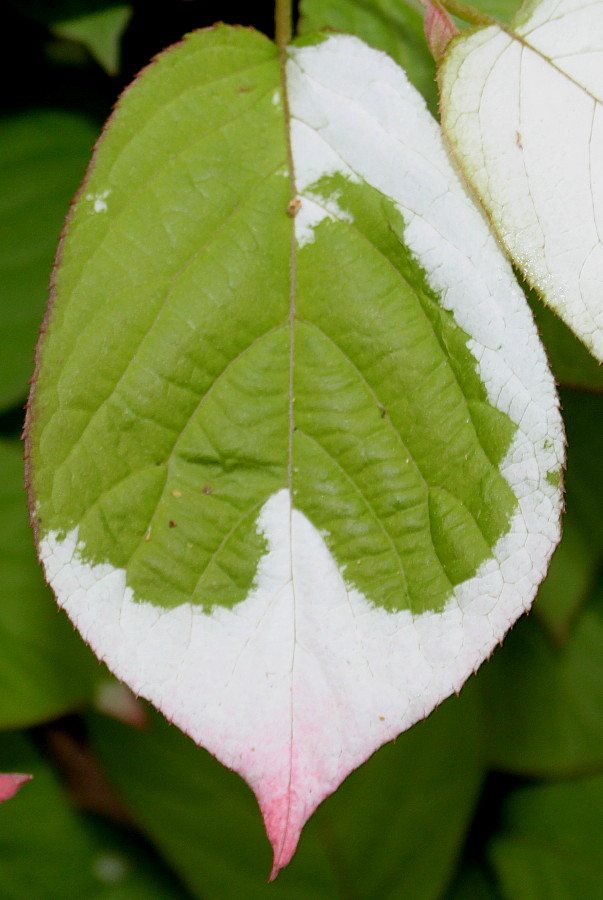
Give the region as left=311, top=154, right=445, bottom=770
left=258, top=791, right=307, bottom=881
left=267, top=834, right=299, bottom=882
left=424, top=2, right=458, bottom=64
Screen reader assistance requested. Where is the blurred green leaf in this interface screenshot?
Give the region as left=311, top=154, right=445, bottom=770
left=490, top=773, right=603, bottom=899
left=560, top=390, right=603, bottom=545
left=531, top=297, right=603, bottom=391
left=480, top=585, right=603, bottom=777
left=8, top=0, right=117, bottom=26
left=52, top=6, right=133, bottom=75
left=88, top=686, right=484, bottom=899
left=468, top=0, right=521, bottom=21
left=0, top=111, right=97, bottom=412
left=0, top=441, right=97, bottom=728
left=445, top=863, right=498, bottom=899
left=482, top=399, right=603, bottom=780
left=298, top=0, right=438, bottom=112
left=535, top=514, right=595, bottom=644
left=535, top=389, right=603, bottom=642
left=0, top=731, right=190, bottom=899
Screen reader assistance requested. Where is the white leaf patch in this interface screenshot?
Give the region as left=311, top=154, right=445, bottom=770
left=439, top=0, right=603, bottom=360
left=39, top=35, right=564, bottom=877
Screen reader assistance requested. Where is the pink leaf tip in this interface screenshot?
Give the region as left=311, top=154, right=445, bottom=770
left=263, top=792, right=307, bottom=881
left=424, top=2, right=458, bottom=63
left=0, top=772, right=32, bottom=803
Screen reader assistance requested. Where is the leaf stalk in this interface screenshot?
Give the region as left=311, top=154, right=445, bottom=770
left=275, top=0, right=293, bottom=50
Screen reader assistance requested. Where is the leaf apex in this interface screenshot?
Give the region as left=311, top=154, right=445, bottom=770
left=424, top=2, right=458, bottom=63
left=262, top=792, right=306, bottom=881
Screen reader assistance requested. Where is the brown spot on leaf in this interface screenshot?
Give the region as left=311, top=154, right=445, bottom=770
left=287, top=197, right=302, bottom=217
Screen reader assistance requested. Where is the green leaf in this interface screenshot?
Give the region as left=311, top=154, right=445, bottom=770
left=52, top=5, right=133, bottom=75
left=27, top=26, right=563, bottom=872
left=445, top=863, right=498, bottom=900
left=0, top=731, right=190, bottom=899
left=0, top=441, right=97, bottom=728
left=535, top=513, right=597, bottom=644
left=88, top=687, right=483, bottom=899
left=0, top=110, right=98, bottom=411
left=559, top=389, right=603, bottom=548
left=439, top=0, right=603, bottom=360
left=299, top=0, right=438, bottom=111
left=480, top=584, right=603, bottom=776
left=535, top=389, right=603, bottom=642
left=530, top=292, right=603, bottom=391
left=8, top=0, right=121, bottom=26
left=469, top=0, right=522, bottom=21
left=490, top=773, right=603, bottom=899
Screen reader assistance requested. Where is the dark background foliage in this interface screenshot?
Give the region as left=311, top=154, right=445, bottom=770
left=1, top=1, right=602, bottom=897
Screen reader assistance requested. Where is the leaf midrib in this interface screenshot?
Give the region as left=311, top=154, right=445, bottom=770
left=276, top=39, right=299, bottom=873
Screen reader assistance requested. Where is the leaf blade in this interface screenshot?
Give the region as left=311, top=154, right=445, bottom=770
left=439, top=0, right=603, bottom=359
left=28, top=27, right=564, bottom=873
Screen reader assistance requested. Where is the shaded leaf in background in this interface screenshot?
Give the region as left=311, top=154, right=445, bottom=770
left=463, top=0, right=522, bottom=21
left=559, top=389, right=603, bottom=545
left=535, top=389, right=603, bottom=641
left=445, top=863, right=498, bottom=900
left=7, top=0, right=121, bottom=26
left=0, top=731, right=190, bottom=900
left=480, top=584, right=603, bottom=777
left=88, top=686, right=483, bottom=900
left=536, top=514, right=597, bottom=645
left=439, top=0, right=603, bottom=360
left=0, top=441, right=98, bottom=728
left=490, top=772, right=603, bottom=898
left=530, top=293, right=603, bottom=391
left=0, top=110, right=97, bottom=411
left=27, top=25, right=563, bottom=873
left=52, top=5, right=133, bottom=75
